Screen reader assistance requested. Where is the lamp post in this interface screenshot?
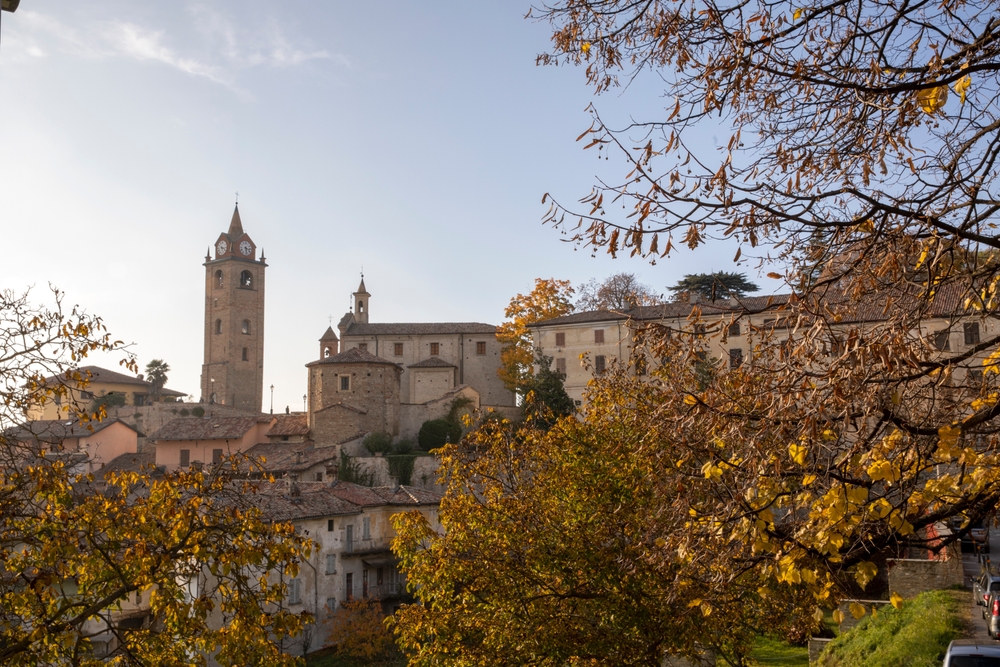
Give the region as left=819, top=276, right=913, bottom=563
left=270, top=384, right=274, bottom=414
left=210, top=378, right=215, bottom=404
left=303, top=394, right=307, bottom=413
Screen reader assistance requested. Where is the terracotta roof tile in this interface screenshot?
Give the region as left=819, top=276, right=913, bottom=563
left=150, top=416, right=263, bottom=441
left=267, top=414, right=310, bottom=437
left=408, top=357, right=456, bottom=369
left=343, top=322, right=497, bottom=336
left=7, top=418, right=139, bottom=443
left=306, top=347, right=401, bottom=368
left=101, top=451, right=158, bottom=476
left=246, top=481, right=441, bottom=522
left=36, top=365, right=185, bottom=396
left=244, top=442, right=339, bottom=473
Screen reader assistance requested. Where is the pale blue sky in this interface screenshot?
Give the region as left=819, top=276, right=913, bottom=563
left=0, top=1, right=781, bottom=411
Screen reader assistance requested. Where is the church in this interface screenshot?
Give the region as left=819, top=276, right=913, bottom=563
left=198, top=205, right=516, bottom=444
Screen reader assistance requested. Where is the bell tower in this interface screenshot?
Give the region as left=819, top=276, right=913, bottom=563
left=200, top=203, right=266, bottom=412
left=353, top=276, right=370, bottom=325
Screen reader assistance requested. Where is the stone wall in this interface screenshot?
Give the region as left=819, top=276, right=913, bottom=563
left=349, top=455, right=443, bottom=491
left=808, top=638, right=832, bottom=664
left=399, top=385, right=480, bottom=439
left=887, top=546, right=963, bottom=599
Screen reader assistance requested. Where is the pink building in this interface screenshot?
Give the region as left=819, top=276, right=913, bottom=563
left=150, top=416, right=272, bottom=472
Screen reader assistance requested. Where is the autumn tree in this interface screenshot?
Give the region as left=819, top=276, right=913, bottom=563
left=144, top=358, right=170, bottom=398
left=524, top=0, right=1000, bottom=604
left=520, top=353, right=576, bottom=427
left=0, top=287, right=312, bottom=666
left=326, top=598, right=399, bottom=662
left=496, top=278, right=575, bottom=395
left=575, top=272, right=662, bottom=311
left=667, top=272, right=759, bottom=302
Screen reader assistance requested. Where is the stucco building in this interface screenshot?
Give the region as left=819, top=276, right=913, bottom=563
left=28, top=365, right=185, bottom=421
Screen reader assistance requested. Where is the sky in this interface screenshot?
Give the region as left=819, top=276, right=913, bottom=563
left=0, top=1, right=783, bottom=412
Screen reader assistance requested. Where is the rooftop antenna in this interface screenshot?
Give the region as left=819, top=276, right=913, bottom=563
left=235, top=190, right=239, bottom=204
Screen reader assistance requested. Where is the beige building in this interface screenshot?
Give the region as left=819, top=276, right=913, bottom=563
left=28, top=365, right=186, bottom=421
left=201, top=204, right=267, bottom=413
left=6, top=418, right=141, bottom=474
left=335, top=278, right=515, bottom=410
left=150, top=415, right=272, bottom=472
left=531, top=289, right=987, bottom=405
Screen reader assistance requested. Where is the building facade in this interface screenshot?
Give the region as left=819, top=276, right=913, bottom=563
left=201, top=204, right=267, bottom=413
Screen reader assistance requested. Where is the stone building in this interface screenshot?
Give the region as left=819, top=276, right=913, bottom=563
left=200, top=204, right=267, bottom=413
left=332, top=278, right=516, bottom=411
left=306, top=347, right=403, bottom=442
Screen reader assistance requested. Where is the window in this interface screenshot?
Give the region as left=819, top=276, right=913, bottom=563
left=965, top=322, right=981, bottom=346
left=340, top=375, right=350, bottom=391
left=363, top=517, right=371, bottom=540
left=476, top=341, right=487, bottom=355
left=212, top=449, right=223, bottom=465
left=430, top=342, right=440, bottom=356
left=933, top=330, right=951, bottom=351
left=326, top=598, right=337, bottom=611
left=324, top=347, right=332, bottom=358
left=346, top=525, right=354, bottom=552
left=377, top=568, right=384, bottom=585
left=180, top=449, right=190, bottom=467
left=288, top=578, right=301, bottom=605
left=345, top=573, right=354, bottom=600
left=315, top=472, right=323, bottom=481
left=394, top=342, right=404, bottom=356
left=358, top=300, right=365, bottom=313
left=242, top=347, right=248, bottom=361
left=328, top=519, right=335, bottom=532
left=363, top=570, right=369, bottom=598
left=240, top=270, right=253, bottom=288
left=358, top=343, right=368, bottom=351
left=81, top=391, right=94, bottom=400
left=241, top=320, right=251, bottom=335
left=215, top=319, right=222, bottom=335
left=555, top=358, right=567, bottom=376
left=595, top=355, right=606, bottom=374
left=969, top=369, right=985, bottom=385
left=555, top=332, right=566, bottom=347
left=326, top=554, right=336, bottom=574
left=729, top=348, right=744, bottom=368
left=594, top=329, right=605, bottom=344
left=215, top=270, right=223, bottom=288
left=728, top=322, right=741, bottom=336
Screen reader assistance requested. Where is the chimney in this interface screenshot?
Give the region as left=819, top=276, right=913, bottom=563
left=294, top=450, right=303, bottom=464
left=137, top=374, right=144, bottom=382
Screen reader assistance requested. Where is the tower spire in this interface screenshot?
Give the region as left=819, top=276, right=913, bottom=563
left=228, top=203, right=243, bottom=237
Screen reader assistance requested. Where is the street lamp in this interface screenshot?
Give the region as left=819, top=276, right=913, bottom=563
left=303, top=394, right=307, bottom=413
left=270, top=384, right=274, bottom=414
left=210, top=378, right=215, bottom=404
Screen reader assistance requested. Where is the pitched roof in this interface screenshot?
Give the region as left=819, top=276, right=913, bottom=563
left=320, top=326, right=339, bottom=342
left=150, top=416, right=265, bottom=441
left=267, top=414, right=310, bottom=437
left=343, top=322, right=497, bottom=336
left=101, top=451, right=158, bottom=476
left=315, top=402, right=368, bottom=415
left=35, top=365, right=185, bottom=397
left=7, top=418, right=139, bottom=443
left=243, top=442, right=339, bottom=473
left=228, top=203, right=243, bottom=237
left=248, top=480, right=441, bottom=522
left=408, top=357, right=456, bottom=369
left=306, top=347, right=401, bottom=368
left=356, top=277, right=369, bottom=294
left=532, top=295, right=795, bottom=328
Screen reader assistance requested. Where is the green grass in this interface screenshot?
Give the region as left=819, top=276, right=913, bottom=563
left=304, top=647, right=406, bottom=667
left=748, top=636, right=809, bottom=666
left=816, top=590, right=967, bottom=667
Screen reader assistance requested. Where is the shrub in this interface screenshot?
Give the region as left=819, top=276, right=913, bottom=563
left=179, top=408, right=190, bottom=416
left=362, top=432, right=393, bottom=455
left=386, top=455, right=415, bottom=486
left=337, top=451, right=375, bottom=487
left=191, top=406, right=205, bottom=418
left=393, top=438, right=415, bottom=455
left=91, top=392, right=126, bottom=411
left=418, top=419, right=462, bottom=451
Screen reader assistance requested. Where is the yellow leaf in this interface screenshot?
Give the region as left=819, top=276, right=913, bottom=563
left=850, top=602, right=866, bottom=620
left=683, top=394, right=698, bottom=406
left=581, top=42, right=591, bottom=54
left=917, top=85, right=949, bottom=114
left=854, top=562, right=878, bottom=589
left=802, top=474, right=817, bottom=486
left=890, top=592, right=904, bottom=609
left=789, top=443, right=807, bottom=465
left=688, top=598, right=703, bottom=608
left=793, top=7, right=803, bottom=19
left=813, top=607, right=825, bottom=622
left=954, top=73, right=971, bottom=105
left=833, top=609, right=845, bottom=624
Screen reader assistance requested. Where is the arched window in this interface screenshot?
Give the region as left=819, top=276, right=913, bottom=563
left=242, top=347, right=249, bottom=361
left=240, top=270, right=253, bottom=288
left=324, top=347, right=331, bottom=358
left=358, top=300, right=364, bottom=313
left=242, top=320, right=250, bottom=335
left=215, top=319, right=222, bottom=334
left=215, top=270, right=223, bottom=288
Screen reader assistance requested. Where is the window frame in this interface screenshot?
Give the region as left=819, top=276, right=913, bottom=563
left=180, top=449, right=190, bottom=467
left=476, top=341, right=487, bottom=355
left=965, top=322, right=981, bottom=346
left=595, top=355, right=606, bottom=374
left=594, top=329, right=605, bottom=344
left=555, top=332, right=566, bottom=347
left=430, top=342, right=440, bottom=356
left=340, top=375, right=350, bottom=391
left=394, top=342, right=404, bottom=356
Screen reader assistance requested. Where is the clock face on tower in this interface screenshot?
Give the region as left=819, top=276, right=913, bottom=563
left=240, top=240, right=252, bottom=256
left=216, top=240, right=228, bottom=255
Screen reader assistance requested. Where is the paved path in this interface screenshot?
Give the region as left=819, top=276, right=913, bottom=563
left=962, top=531, right=1000, bottom=642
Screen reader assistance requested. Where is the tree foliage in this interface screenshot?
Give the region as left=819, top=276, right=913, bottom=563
left=496, top=278, right=575, bottom=394
left=575, top=272, right=662, bottom=311
left=521, top=354, right=576, bottom=428
left=0, top=287, right=312, bottom=666
left=667, top=272, right=760, bottom=302
left=326, top=598, right=399, bottom=662
left=418, top=419, right=463, bottom=451
left=144, top=359, right=170, bottom=398
left=392, top=371, right=819, bottom=666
